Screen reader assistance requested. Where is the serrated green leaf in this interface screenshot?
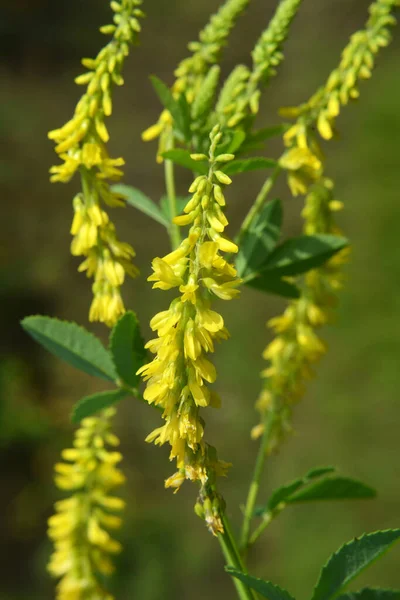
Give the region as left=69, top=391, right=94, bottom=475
left=236, top=199, right=282, bottom=277
left=289, top=477, right=376, bottom=503
left=337, top=589, right=400, bottom=600
left=226, top=568, right=296, bottom=600
left=149, top=75, right=190, bottom=140
left=162, top=149, right=208, bottom=174
left=263, top=234, right=349, bottom=277
left=109, top=311, right=146, bottom=389
left=160, top=195, right=191, bottom=222
left=311, top=530, right=400, bottom=600
left=224, top=157, right=277, bottom=175
left=111, top=184, right=168, bottom=227
left=71, top=389, right=126, bottom=423
left=246, top=274, right=300, bottom=299
left=21, top=316, right=116, bottom=382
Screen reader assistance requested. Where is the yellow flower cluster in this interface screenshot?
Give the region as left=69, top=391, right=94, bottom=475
left=216, top=0, right=302, bottom=129
left=280, top=0, right=399, bottom=141
left=48, top=408, right=125, bottom=600
left=48, top=0, right=144, bottom=325
left=252, top=0, right=400, bottom=443
left=252, top=178, right=348, bottom=445
left=138, top=126, right=240, bottom=534
left=251, top=0, right=400, bottom=441
left=142, top=0, right=249, bottom=159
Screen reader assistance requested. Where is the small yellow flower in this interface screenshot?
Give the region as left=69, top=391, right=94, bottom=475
left=139, top=126, right=239, bottom=534
left=48, top=0, right=144, bottom=325
left=48, top=408, right=124, bottom=600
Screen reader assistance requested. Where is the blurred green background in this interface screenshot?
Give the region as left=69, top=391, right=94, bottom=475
left=1, top=0, right=400, bottom=598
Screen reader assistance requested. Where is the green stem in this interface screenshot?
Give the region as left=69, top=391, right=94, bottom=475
left=236, top=165, right=281, bottom=246
left=248, top=510, right=275, bottom=547
left=218, top=513, right=256, bottom=600
left=164, top=132, right=181, bottom=249
left=240, top=409, right=277, bottom=551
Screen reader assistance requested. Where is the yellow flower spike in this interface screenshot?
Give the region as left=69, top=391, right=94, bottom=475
left=139, top=126, right=239, bottom=534
left=48, top=409, right=125, bottom=600
left=254, top=175, right=350, bottom=451
left=48, top=0, right=144, bottom=326
left=215, top=0, right=302, bottom=130
left=142, top=0, right=249, bottom=160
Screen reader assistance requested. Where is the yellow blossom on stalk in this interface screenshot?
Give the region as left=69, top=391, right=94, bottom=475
left=215, top=0, right=303, bottom=129
left=138, top=125, right=240, bottom=534
left=142, top=0, right=249, bottom=160
left=252, top=0, right=400, bottom=447
left=48, top=0, right=144, bottom=325
left=280, top=0, right=399, bottom=142
left=252, top=178, right=349, bottom=447
left=48, top=408, right=125, bottom=600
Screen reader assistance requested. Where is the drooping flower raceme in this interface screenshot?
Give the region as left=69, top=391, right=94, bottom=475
left=142, top=0, right=249, bottom=161
left=215, top=0, right=303, bottom=129
left=252, top=0, right=398, bottom=447
left=48, top=0, right=144, bottom=326
left=138, top=126, right=240, bottom=534
left=48, top=408, right=125, bottom=600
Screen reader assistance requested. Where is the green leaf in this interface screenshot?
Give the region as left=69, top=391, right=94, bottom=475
left=263, top=234, right=349, bottom=277
left=71, top=389, right=127, bottom=423
left=240, top=124, right=288, bottom=151
left=21, top=316, right=116, bottom=382
left=246, top=274, right=300, bottom=299
left=289, top=477, right=376, bottom=503
left=160, top=195, right=190, bottom=222
left=216, top=130, right=246, bottom=156
left=111, top=184, right=168, bottom=227
left=226, top=569, right=296, bottom=600
left=149, top=75, right=190, bottom=140
left=307, top=466, right=336, bottom=479
left=338, top=590, right=400, bottom=600
left=224, top=157, right=277, bottom=175
left=227, top=130, right=247, bottom=153
left=162, top=149, right=208, bottom=174
left=236, top=198, right=282, bottom=277
left=109, top=311, right=146, bottom=389
left=267, top=477, right=305, bottom=511
left=265, top=468, right=376, bottom=513
left=311, top=530, right=400, bottom=600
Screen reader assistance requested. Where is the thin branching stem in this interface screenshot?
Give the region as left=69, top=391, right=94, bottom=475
left=240, top=408, right=277, bottom=552
left=164, top=131, right=181, bottom=249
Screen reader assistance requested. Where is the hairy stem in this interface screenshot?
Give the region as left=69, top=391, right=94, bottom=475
left=236, top=165, right=281, bottom=246
left=164, top=131, right=181, bottom=249
left=240, top=408, right=277, bottom=551
left=219, top=513, right=256, bottom=600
